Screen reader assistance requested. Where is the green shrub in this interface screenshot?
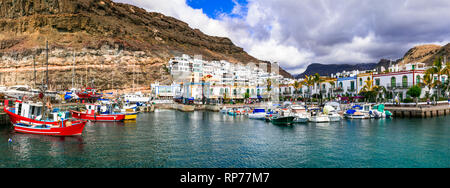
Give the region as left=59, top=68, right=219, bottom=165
left=403, top=97, right=414, bottom=103
left=438, top=97, right=449, bottom=101
left=406, top=85, right=421, bottom=99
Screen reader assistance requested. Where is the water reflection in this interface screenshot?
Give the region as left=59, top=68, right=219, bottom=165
left=1, top=111, right=449, bottom=168
left=92, top=121, right=125, bottom=127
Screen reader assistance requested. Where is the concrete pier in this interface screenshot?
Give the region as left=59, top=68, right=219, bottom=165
left=154, top=103, right=222, bottom=112
left=137, top=106, right=154, bottom=112
left=154, top=103, right=195, bottom=112
left=385, top=104, right=450, bottom=118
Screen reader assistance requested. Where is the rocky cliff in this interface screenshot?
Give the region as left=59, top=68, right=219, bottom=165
left=398, top=44, right=442, bottom=65
left=420, top=43, right=450, bottom=65
left=0, top=0, right=292, bottom=91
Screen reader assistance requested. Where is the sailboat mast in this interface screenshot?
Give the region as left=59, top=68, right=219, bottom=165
left=72, top=50, right=75, bottom=89
left=46, top=41, right=49, bottom=90
left=33, top=55, right=36, bottom=88
left=86, top=61, right=88, bottom=88
left=42, top=41, right=49, bottom=122
left=112, top=60, right=115, bottom=91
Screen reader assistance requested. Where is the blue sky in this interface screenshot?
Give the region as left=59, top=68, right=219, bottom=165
left=187, top=0, right=247, bottom=18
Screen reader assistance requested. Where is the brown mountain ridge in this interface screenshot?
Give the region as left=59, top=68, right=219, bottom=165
left=0, top=0, right=292, bottom=91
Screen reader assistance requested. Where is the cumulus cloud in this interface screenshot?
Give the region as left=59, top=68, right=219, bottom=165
left=113, top=0, right=450, bottom=75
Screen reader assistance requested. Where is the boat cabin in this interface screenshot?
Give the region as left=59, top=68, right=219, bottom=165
left=12, top=101, right=70, bottom=121
left=362, top=104, right=372, bottom=112
left=14, top=101, right=43, bottom=120
left=85, top=104, right=116, bottom=115
left=291, top=105, right=306, bottom=114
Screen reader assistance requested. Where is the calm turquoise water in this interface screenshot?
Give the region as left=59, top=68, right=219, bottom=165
left=1, top=110, right=449, bottom=168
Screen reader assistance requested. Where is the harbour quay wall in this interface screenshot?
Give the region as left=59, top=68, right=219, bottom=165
left=153, top=103, right=220, bottom=112
left=385, top=103, right=450, bottom=118
left=154, top=103, right=195, bottom=112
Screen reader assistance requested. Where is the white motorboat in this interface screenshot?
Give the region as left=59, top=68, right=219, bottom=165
left=370, top=104, right=393, bottom=119
left=121, top=103, right=138, bottom=113
left=248, top=108, right=267, bottom=120
left=124, top=92, right=151, bottom=103
left=309, top=115, right=330, bottom=123
left=344, top=105, right=370, bottom=119
left=323, top=105, right=342, bottom=122
left=0, top=86, right=7, bottom=93
left=308, top=108, right=330, bottom=123
left=291, top=105, right=309, bottom=123
left=328, top=113, right=342, bottom=122
left=2, top=85, right=34, bottom=99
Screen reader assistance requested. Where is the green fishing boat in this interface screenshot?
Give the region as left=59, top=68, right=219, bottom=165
left=271, top=116, right=296, bottom=125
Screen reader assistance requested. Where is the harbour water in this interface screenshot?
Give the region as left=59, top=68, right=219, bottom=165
left=0, top=110, right=449, bottom=168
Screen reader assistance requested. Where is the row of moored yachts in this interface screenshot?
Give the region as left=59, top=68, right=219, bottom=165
left=220, top=103, right=393, bottom=125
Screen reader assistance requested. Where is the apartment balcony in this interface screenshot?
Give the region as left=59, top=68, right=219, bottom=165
left=386, top=82, right=413, bottom=90
left=333, top=87, right=344, bottom=92
left=346, top=87, right=356, bottom=92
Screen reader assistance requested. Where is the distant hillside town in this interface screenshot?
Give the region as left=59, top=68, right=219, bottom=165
left=152, top=54, right=449, bottom=104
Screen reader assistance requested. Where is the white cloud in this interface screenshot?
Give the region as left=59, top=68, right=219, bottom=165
left=248, top=39, right=313, bottom=68
left=114, top=0, right=450, bottom=75
left=114, top=0, right=230, bottom=37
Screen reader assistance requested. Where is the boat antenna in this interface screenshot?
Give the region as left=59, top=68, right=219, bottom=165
left=72, top=50, right=75, bottom=89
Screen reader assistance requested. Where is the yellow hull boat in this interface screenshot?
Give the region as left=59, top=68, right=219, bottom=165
left=125, top=113, right=138, bottom=120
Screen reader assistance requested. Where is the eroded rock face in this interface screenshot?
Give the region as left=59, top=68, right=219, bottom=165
left=400, top=44, right=442, bottom=65
left=0, top=48, right=172, bottom=91
left=0, top=0, right=293, bottom=90
left=0, top=0, right=252, bottom=57
left=421, top=44, right=450, bottom=65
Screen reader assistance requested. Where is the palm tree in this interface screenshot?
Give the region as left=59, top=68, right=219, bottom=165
left=313, top=73, right=326, bottom=105
left=328, top=80, right=336, bottom=100
left=293, top=81, right=302, bottom=101
left=359, top=79, right=379, bottom=102
left=427, top=56, right=445, bottom=98
left=442, top=60, right=450, bottom=96
left=420, top=73, right=438, bottom=100
left=301, top=75, right=315, bottom=105
left=266, top=78, right=272, bottom=102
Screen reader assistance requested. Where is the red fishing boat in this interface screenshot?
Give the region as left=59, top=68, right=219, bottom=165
left=70, top=104, right=126, bottom=122
left=13, top=121, right=86, bottom=136
left=76, top=88, right=102, bottom=101
left=3, top=41, right=87, bottom=136
left=3, top=100, right=87, bottom=136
